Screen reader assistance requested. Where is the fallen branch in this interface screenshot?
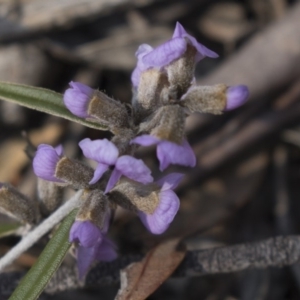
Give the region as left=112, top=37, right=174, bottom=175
left=1, top=235, right=300, bottom=297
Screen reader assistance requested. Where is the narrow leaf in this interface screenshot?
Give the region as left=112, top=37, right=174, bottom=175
left=116, top=238, right=186, bottom=300
left=0, top=223, right=21, bottom=238
left=9, top=209, right=77, bottom=300
left=0, top=81, right=107, bottom=130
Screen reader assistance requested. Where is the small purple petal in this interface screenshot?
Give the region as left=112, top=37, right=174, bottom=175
left=142, top=37, right=187, bottom=68
left=105, top=169, right=122, bottom=194
left=131, top=134, right=160, bottom=147
left=139, top=189, right=180, bottom=234
left=187, top=34, right=219, bottom=61
left=54, top=144, right=64, bottom=156
left=76, top=236, right=117, bottom=278
left=79, top=138, right=119, bottom=165
left=156, top=173, right=184, bottom=191
left=33, top=144, right=63, bottom=182
left=77, top=245, right=96, bottom=279
left=225, top=85, right=249, bottom=111
left=69, top=221, right=102, bottom=248
left=95, top=237, right=117, bottom=261
left=69, top=81, right=94, bottom=95
left=63, top=81, right=94, bottom=118
left=157, top=139, right=196, bottom=171
left=172, top=22, right=218, bottom=62
left=115, top=155, right=153, bottom=184
left=172, top=22, right=187, bottom=38
left=89, top=163, right=109, bottom=185
left=135, top=44, right=154, bottom=58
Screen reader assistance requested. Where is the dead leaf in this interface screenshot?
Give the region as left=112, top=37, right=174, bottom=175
left=115, top=238, right=186, bottom=300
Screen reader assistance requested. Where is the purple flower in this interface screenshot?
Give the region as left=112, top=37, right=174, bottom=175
left=225, top=85, right=249, bottom=111
left=79, top=138, right=153, bottom=192
left=70, top=220, right=117, bottom=278
left=131, top=22, right=218, bottom=87
left=138, top=173, right=184, bottom=234
left=33, top=144, right=64, bottom=182
left=63, top=81, right=94, bottom=118
left=131, top=135, right=196, bottom=171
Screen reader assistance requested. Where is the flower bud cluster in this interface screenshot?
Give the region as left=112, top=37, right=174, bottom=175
left=30, top=22, right=249, bottom=277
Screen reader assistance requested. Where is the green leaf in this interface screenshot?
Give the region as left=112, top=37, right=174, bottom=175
left=0, top=81, right=107, bottom=130
left=0, top=223, right=22, bottom=238
left=9, top=209, right=78, bottom=300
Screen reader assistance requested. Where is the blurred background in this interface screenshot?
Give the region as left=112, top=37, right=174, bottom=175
left=1, top=0, right=300, bottom=299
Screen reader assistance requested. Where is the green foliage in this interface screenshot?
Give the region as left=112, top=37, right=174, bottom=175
left=0, top=81, right=107, bottom=130
left=0, top=223, right=21, bottom=238
left=9, top=210, right=78, bottom=300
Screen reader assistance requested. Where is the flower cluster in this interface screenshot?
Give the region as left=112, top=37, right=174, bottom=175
left=32, top=22, right=249, bottom=277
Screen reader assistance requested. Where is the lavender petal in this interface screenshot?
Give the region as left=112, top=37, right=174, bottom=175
left=115, top=155, right=153, bottom=184
left=172, top=21, right=218, bottom=62
left=131, top=134, right=160, bottom=147
left=142, top=37, right=187, bottom=68
left=79, top=138, right=119, bottom=165
left=69, top=221, right=102, bottom=248
left=225, top=85, right=249, bottom=111
left=89, top=163, right=109, bottom=185
left=95, top=237, right=118, bottom=261
left=63, top=82, right=93, bottom=118
left=138, top=189, right=180, bottom=234
left=77, top=245, right=96, bottom=279
left=172, top=22, right=187, bottom=38
left=33, top=144, right=63, bottom=182
left=105, top=169, right=122, bottom=194
left=54, top=144, right=64, bottom=156
left=156, top=173, right=185, bottom=191
left=69, top=81, right=94, bottom=95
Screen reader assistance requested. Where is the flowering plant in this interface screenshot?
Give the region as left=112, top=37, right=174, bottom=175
left=0, top=22, right=248, bottom=298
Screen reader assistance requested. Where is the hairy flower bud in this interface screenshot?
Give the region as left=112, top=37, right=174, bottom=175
left=133, top=69, right=169, bottom=122
left=139, top=105, right=185, bottom=144
left=37, top=178, right=63, bottom=215
left=64, top=82, right=130, bottom=133
left=134, top=105, right=195, bottom=171
left=0, top=183, right=37, bottom=224
left=88, top=90, right=130, bottom=131
left=165, top=44, right=197, bottom=100
left=110, top=173, right=183, bottom=234
left=55, top=157, right=96, bottom=189
left=33, top=144, right=101, bottom=190
left=33, top=144, right=64, bottom=183
left=76, top=190, right=110, bottom=230
left=109, top=179, right=160, bottom=214
left=131, top=22, right=218, bottom=89
left=225, top=85, right=249, bottom=111
left=181, top=84, right=249, bottom=114
left=181, top=84, right=227, bottom=114
left=63, top=82, right=94, bottom=118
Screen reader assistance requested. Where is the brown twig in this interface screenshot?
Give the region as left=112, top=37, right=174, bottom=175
left=1, top=235, right=300, bottom=297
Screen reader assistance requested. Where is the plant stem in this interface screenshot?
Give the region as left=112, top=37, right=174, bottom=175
left=0, top=190, right=82, bottom=271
